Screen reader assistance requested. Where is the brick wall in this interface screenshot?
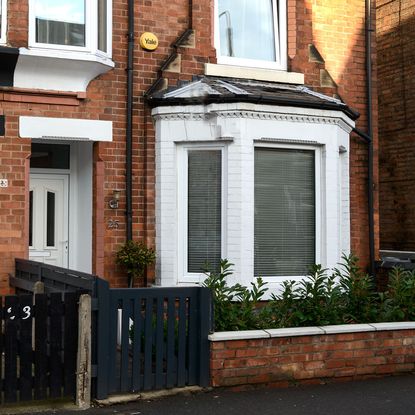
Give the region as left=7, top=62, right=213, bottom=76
left=377, top=0, right=415, bottom=250
left=210, top=326, right=415, bottom=388
left=0, top=0, right=378, bottom=291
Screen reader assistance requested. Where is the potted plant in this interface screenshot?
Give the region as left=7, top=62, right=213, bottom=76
left=116, top=240, right=156, bottom=287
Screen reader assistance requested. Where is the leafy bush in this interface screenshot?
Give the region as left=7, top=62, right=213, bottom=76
left=203, top=254, right=415, bottom=331
left=116, top=240, right=156, bottom=285
left=377, top=267, right=415, bottom=321
left=202, top=259, right=268, bottom=331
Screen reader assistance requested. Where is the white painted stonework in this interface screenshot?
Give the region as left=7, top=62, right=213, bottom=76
left=152, top=102, right=355, bottom=293
left=205, top=63, right=304, bottom=85
left=208, top=322, right=415, bottom=341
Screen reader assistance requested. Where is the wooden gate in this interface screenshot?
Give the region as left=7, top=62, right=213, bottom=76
left=0, top=292, right=79, bottom=403
left=94, top=279, right=212, bottom=399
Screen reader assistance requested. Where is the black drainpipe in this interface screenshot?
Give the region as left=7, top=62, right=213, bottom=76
left=126, top=0, right=134, bottom=286
left=353, top=0, right=375, bottom=277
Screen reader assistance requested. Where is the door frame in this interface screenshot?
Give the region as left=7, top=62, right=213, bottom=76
left=30, top=140, right=93, bottom=273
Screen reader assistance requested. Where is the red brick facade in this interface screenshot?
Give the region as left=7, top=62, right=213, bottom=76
left=211, top=329, right=415, bottom=388
left=0, top=0, right=378, bottom=291
left=377, top=0, right=415, bottom=250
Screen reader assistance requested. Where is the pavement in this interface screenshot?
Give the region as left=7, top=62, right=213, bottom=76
left=4, top=374, right=415, bottom=415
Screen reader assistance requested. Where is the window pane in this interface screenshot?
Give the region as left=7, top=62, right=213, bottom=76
left=98, top=0, right=107, bottom=52
left=218, top=0, right=276, bottom=61
left=29, top=190, right=33, bottom=247
left=46, top=191, right=55, bottom=247
left=30, top=143, right=70, bottom=169
left=188, top=150, right=222, bottom=273
left=35, top=0, right=85, bottom=47
left=254, top=148, right=315, bottom=277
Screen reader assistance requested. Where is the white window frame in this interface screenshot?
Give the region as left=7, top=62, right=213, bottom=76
left=214, top=0, right=287, bottom=70
left=254, top=142, right=322, bottom=284
left=28, top=0, right=112, bottom=58
left=0, top=0, right=7, bottom=44
left=177, top=144, right=228, bottom=283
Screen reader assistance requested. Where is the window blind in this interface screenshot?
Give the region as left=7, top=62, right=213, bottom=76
left=254, top=148, right=315, bottom=277
left=187, top=150, right=222, bottom=273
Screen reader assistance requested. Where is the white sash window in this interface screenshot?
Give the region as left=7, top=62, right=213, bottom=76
left=29, top=0, right=112, bottom=57
left=216, top=0, right=287, bottom=70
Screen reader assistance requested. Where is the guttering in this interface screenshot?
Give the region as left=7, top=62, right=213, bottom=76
left=147, top=94, right=359, bottom=120
left=351, top=0, right=375, bottom=278
left=126, top=0, right=134, bottom=285
left=365, top=0, right=375, bottom=277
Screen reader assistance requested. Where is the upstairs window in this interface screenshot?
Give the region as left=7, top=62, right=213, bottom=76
left=0, top=0, right=7, bottom=43
left=216, top=0, right=287, bottom=70
left=29, top=0, right=111, bottom=56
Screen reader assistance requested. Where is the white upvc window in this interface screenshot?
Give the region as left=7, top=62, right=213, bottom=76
left=28, top=0, right=112, bottom=57
left=0, top=0, right=7, bottom=43
left=177, top=145, right=227, bottom=283
left=254, top=144, right=322, bottom=282
left=215, top=0, right=287, bottom=70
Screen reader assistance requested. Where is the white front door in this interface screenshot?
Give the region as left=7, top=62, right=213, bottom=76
left=29, top=174, right=69, bottom=267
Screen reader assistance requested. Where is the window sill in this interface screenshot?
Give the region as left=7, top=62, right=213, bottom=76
left=205, top=63, right=304, bottom=85
left=14, top=47, right=115, bottom=92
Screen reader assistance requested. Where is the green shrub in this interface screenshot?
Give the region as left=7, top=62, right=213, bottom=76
left=203, top=254, right=415, bottom=331
left=202, top=259, right=268, bottom=331
left=334, top=253, right=378, bottom=323
left=378, top=267, right=415, bottom=321
left=116, top=240, right=156, bottom=286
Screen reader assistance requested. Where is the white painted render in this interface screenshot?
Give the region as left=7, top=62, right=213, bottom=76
left=14, top=48, right=114, bottom=92
left=152, top=102, right=354, bottom=293
left=19, top=116, right=113, bottom=141
left=68, top=142, right=93, bottom=273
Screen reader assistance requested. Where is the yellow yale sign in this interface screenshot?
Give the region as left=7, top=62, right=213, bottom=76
left=140, top=32, right=159, bottom=51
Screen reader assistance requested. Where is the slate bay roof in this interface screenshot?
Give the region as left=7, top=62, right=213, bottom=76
left=146, top=76, right=359, bottom=120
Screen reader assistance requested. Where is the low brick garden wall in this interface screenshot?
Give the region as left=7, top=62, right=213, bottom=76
left=210, top=323, right=415, bottom=388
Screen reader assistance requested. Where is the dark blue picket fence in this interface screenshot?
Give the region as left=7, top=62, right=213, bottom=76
left=10, top=259, right=212, bottom=402
left=94, top=279, right=211, bottom=399
left=0, top=292, right=79, bottom=403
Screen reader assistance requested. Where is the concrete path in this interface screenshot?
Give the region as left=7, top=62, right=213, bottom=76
left=16, top=374, right=415, bottom=415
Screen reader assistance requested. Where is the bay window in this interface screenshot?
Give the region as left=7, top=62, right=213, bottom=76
left=216, top=0, right=287, bottom=69
left=29, top=0, right=111, bottom=56
left=152, top=98, right=353, bottom=291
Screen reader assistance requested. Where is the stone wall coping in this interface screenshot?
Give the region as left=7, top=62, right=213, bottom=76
left=321, top=324, right=376, bottom=334
left=208, top=322, right=415, bottom=341
left=370, top=322, right=415, bottom=331
left=208, top=330, right=270, bottom=341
